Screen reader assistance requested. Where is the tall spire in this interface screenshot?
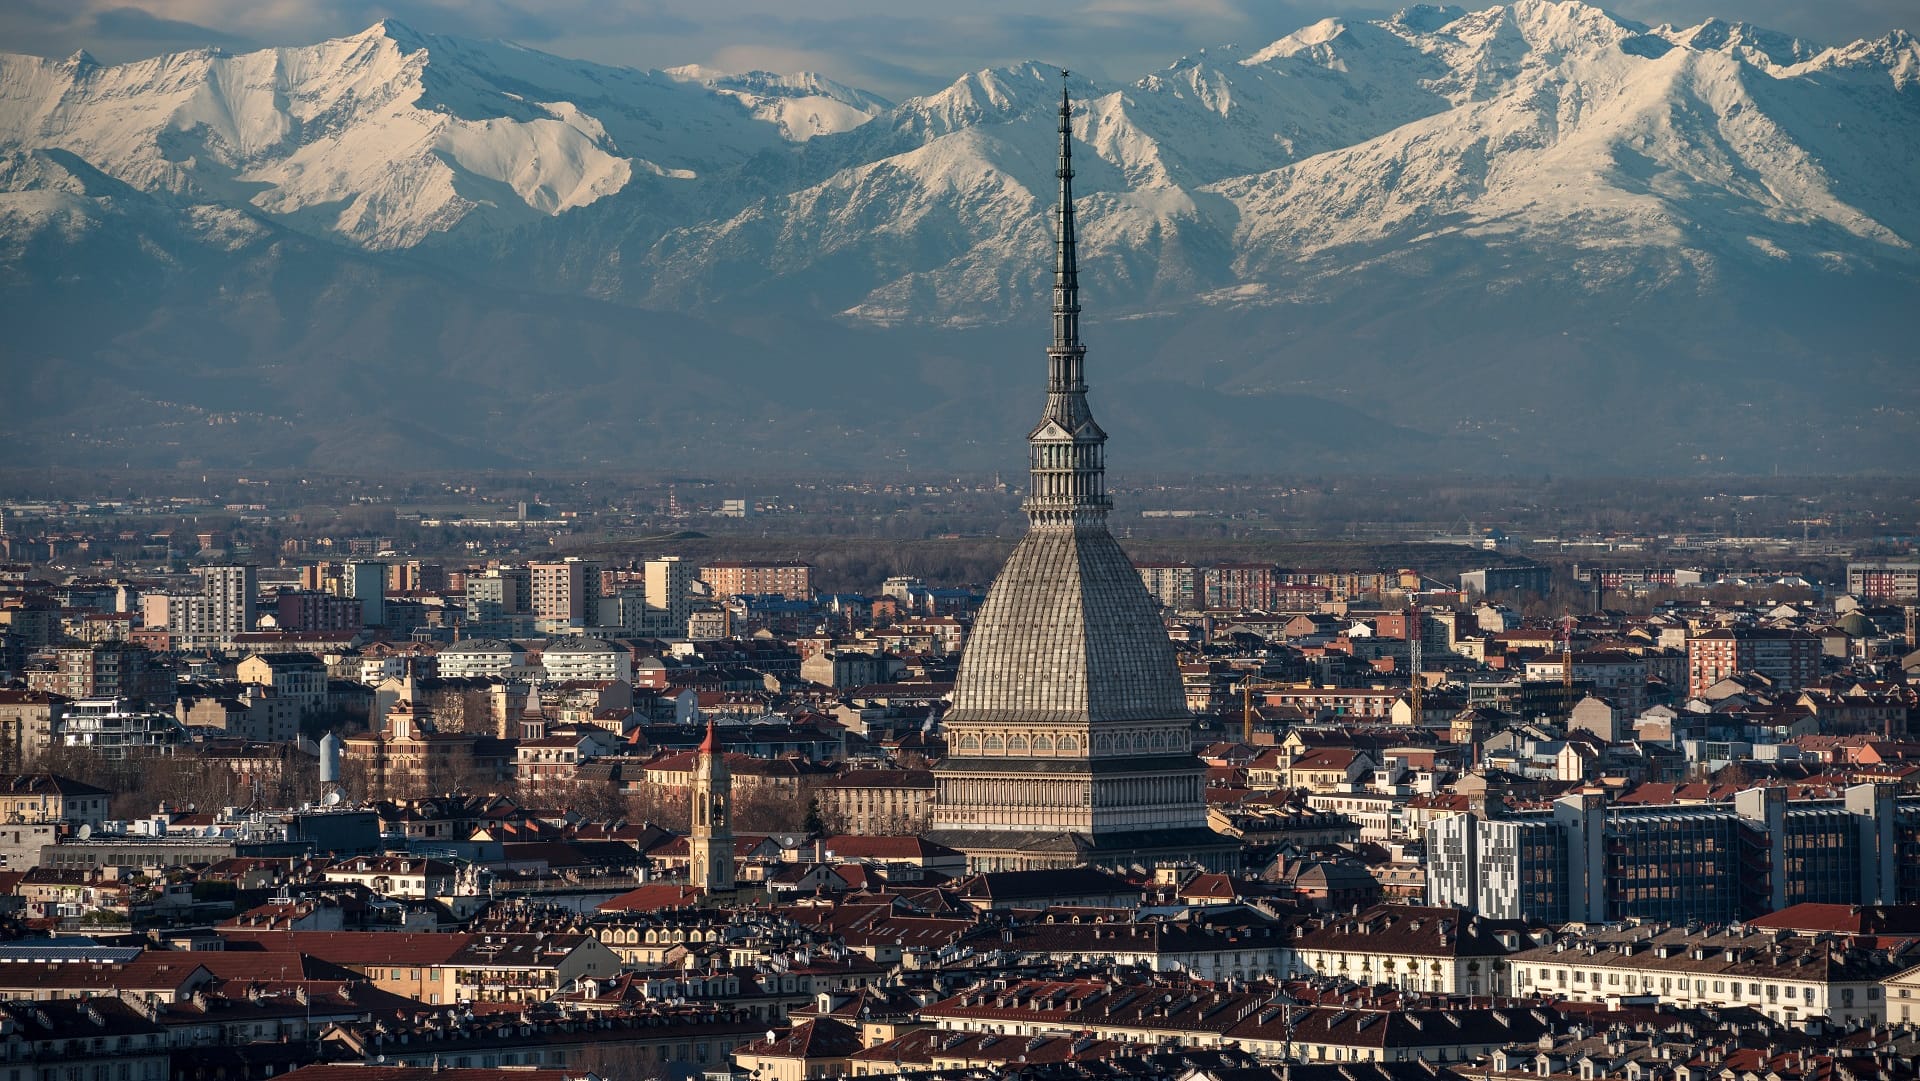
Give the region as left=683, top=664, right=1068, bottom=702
left=1052, top=75, right=1080, bottom=353
left=1026, top=72, right=1109, bottom=525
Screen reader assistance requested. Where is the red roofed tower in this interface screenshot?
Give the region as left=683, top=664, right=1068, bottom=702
left=690, top=720, right=734, bottom=892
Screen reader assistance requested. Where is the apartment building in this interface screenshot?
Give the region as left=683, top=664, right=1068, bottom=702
left=1508, top=923, right=1902, bottom=1026
left=700, top=560, right=813, bottom=601
left=1687, top=626, right=1821, bottom=697
left=529, top=558, right=602, bottom=626
left=1848, top=560, right=1920, bottom=601
left=1135, top=561, right=1200, bottom=611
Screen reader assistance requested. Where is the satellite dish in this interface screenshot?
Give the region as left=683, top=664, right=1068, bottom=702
left=76, top=824, right=91, bottom=840
left=321, top=790, right=344, bottom=807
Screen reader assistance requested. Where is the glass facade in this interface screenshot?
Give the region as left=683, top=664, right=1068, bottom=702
left=1432, top=790, right=1920, bottom=923
left=1604, top=810, right=1740, bottom=924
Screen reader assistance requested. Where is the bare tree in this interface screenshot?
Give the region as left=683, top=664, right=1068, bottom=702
left=564, top=778, right=628, bottom=823
left=623, top=784, right=690, bottom=831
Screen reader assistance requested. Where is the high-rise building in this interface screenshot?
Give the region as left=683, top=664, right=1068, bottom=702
left=342, top=561, right=385, bottom=626
left=465, top=567, right=530, bottom=623
left=387, top=560, right=448, bottom=594
left=645, top=556, right=695, bottom=634
left=140, top=591, right=209, bottom=650
left=274, top=590, right=364, bottom=633
left=1135, top=562, right=1199, bottom=611
left=690, top=721, right=735, bottom=893
left=529, top=558, right=602, bottom=627
left=198, top=564, right=257, bottom=646
left=926, top=85, right=1233, bottom=873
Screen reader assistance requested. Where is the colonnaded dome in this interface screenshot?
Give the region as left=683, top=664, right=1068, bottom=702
left=947, top=524, right=1188, bottom=726
left=926, top=80, right=1235, bottom=873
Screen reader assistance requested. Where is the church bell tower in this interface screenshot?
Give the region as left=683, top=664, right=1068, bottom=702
left=690, top=720, right=735, bottom=893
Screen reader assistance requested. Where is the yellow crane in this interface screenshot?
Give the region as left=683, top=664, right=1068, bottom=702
left=1561, top=612, right=1577, bottom=693
left=1236, top=674, right=1293, bottom=744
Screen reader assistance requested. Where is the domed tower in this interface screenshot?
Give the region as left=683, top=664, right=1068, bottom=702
left=927, top=77, right=1235, bottom=873
left=690, top=720, right=735, bottom=893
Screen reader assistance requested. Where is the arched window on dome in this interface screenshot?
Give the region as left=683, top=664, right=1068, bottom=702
left=959, top=735, right=980, bottom=753
left=1033, top=735, right=1055, bottom=754
left=1007, top=735, right=1029, bottom=754
left=984, top=735, right=1004, bottom=754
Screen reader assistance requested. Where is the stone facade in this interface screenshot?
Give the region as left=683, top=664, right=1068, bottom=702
left=927, top=86, right=1231, bottom=874
left=690, top=722, right=735, bottom=893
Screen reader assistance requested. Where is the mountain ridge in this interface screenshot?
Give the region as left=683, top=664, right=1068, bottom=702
left=1, top=1, right=1915, bottom=475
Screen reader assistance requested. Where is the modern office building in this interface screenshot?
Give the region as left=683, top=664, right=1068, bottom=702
left=1429, top=784, right=1918, bottom=922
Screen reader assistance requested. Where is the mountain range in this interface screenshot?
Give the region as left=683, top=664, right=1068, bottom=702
left=2, top=1, right=1916, bottom=476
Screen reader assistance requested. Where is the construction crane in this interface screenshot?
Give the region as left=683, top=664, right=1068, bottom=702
left=1561, top=612, right=1577, bottom=693
left=1236, top=674, right=1293, bottom=744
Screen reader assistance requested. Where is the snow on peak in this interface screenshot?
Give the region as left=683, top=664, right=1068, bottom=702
left=0, top=21, right=894, bottom=248
left=663, top=65, right=890, bottom=141
left=1657, top=17, right=1818, bottom=68
left=1799, top=28, right=1920, bottom=90
left=354, top=18, right=429, bottom=52
left=1244, top=19, right=1354, bottom=65
left=888, top=62, right=1076, bottom=143
left=2, top=0, right=1915, bottom=307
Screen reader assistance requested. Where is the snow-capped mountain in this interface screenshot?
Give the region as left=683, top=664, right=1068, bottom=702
left=1, top=1, right=1915, bottom=474
left=0, top=20, right=884, bottom=250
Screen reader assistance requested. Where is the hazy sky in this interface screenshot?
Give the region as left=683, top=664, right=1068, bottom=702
left=3, top=0, right=1912, bottom=99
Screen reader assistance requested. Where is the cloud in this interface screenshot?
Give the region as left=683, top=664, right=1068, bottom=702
left=1604, top=0, right=1912, bottom=43
left=2, top=0, right=1911, bottom=100
left=87, top=6, right=252, bottom=46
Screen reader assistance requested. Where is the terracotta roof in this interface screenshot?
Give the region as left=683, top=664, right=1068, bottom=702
left=218, top=931, right=472, bottom=967
left=822, top=835, right=960, bottom=861
left=597, top=883, right=702, bottom=912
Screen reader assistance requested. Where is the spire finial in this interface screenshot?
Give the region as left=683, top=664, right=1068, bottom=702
left=1023, top=69, right=1108, bottom=525
left=1052, top=70, right=1079, bottom=353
